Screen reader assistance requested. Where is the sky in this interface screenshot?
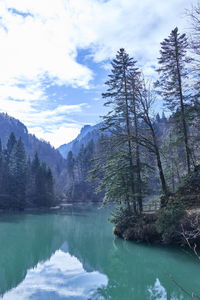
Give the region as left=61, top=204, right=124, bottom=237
left=0, top=0, right=195, bottom=148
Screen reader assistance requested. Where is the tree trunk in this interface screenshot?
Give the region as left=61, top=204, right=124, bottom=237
left=148, top=118, right=168, bottom=206
left=123, top=67, right=137, bottom=214
left=132, top=93, right=143, bottom=213
left=175, top=35, right=191, bottom=174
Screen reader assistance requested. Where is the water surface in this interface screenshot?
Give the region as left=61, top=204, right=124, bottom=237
left=0, top=205, right=199, bottom=299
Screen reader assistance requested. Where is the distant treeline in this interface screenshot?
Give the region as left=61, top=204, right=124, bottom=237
left=0, top=132, right=54, bottom=210
left=65, top=140, right=102, bottom=202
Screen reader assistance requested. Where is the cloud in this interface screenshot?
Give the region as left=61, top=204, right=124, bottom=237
left=0, top=92, right=87, bottom=147
left=0, top=1, right=94, bottom=88
left=30, top=126, right=81, bottom=148
left=0, top=0, right=194, bottom=147
left=26, top=103, right=88, bottom=148
left=0, top=0, right=194, bottom=87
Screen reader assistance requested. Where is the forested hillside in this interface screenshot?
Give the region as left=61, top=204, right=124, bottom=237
left=0, top=133, right=55, bottom=209
left=0, top=113, right=65, bottom=180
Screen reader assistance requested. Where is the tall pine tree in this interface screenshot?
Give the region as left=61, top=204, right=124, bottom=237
left=156, top=27, right=191, bottom=173
left=128, top=70, right=143, bottom=212
left=8, top=137, right=27, bottom=209
left=102, top=48, right=140, bottom=213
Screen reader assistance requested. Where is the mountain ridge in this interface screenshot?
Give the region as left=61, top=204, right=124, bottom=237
left=57, top=122, right=104, bottom=158
left=0, top=113, right=65, bottom=181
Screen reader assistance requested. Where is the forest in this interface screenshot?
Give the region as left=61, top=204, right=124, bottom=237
left=64, top=5, right=200, bottom=246
left=0, top=132, right=54, bottom=209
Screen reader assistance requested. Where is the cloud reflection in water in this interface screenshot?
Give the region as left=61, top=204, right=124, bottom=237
left=1, top=249, right=108, bottom=300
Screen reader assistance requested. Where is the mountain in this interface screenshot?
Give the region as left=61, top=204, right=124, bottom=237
left=0, top=113, right=65, bottom=181
left=58, top=122, right=104, bottom=158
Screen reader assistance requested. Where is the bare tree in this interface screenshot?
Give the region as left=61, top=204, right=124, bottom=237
left=138, top=81, right=168, bottom=207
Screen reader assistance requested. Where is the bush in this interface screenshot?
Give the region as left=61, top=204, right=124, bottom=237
left=156, top=198, right=185, bottom=244
left=111, top=205, right=160, bottom=242
left=110, top=205, right=137, bottom=233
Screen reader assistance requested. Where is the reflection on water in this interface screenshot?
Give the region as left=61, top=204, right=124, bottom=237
left=0, top=205, right=199, bottom=300
left=148, top=279, right=167, bottom=300
left=2, top=249, right=107, bottom=300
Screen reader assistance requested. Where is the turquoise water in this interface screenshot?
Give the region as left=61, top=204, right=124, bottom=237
left=0, top=204, right=199, bottom=299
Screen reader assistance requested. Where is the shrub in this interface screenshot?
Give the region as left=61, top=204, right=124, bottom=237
left=110, top=205, right=137, bottom=233
left=156, top=198, right=185, bottom=244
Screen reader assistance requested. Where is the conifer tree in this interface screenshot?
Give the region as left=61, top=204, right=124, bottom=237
left=6, top=132, right=17, bottom=161
left=128, top=70, right=143, bottom=212
left=9, top=137, right=27, bottom=209
left=66, top=151, right=75, bottom=179
left=82, top=140, right=94, bottom=174
left=100, top=149, right=134, bottom=206
left=46, top=167, right=54, bottom=201
left=0, top=134, right=54, bottom=209
left=156, top=27, right=191, bottom=173
left=102, top=48, right=139, bottom=213
left=187, top=3, right=200, bottom=96
left=26, top=152, right=40, bottom=204
left=32, top=152, right=40, bottom=173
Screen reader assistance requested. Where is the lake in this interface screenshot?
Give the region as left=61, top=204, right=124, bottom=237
left=0, top=204, right=199, bottom=300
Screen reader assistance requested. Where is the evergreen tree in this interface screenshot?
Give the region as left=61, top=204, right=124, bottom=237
left=128, top=70, right=143, bottom=212
left=65, top=141, right=96, bottom=202
left=187, top=3, right=200, bottom=97
left=32, top=156, right=54, bottom=207
left=32, top=152, right=40, bottom=173
left=0, top=134, right=55, bottom=209
left=99, top=150, right=134, bottom=206
left=8, top=137, right=27, bottom=209
left=66, top=151, right=74, bottom=176
left=102, top=48, right=139, bottom=213
left=26, top=152, right=40, bottom=205
left=82, top=140, right=94, bottom=173
left=46, top=167, right=54, bottom=203
left=66, top=150, right=75, bottom=196
left=77, top=145, right=85, bottom=180
left=6, top=132, right=17, bottom=162
left=156, top=27, right=191, bottom=173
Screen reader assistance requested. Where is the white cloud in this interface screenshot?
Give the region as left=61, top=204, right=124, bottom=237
left=0, top=1, right=94, bottom=88
left=0, top=0, right=194, bottom=87
left=0, top=0, right=195, bottom=147
left=0, top=94, right=87, bottom=147
left=30, top=126, right=81, bottom=148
